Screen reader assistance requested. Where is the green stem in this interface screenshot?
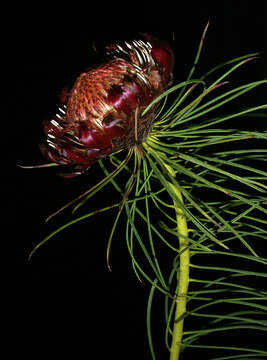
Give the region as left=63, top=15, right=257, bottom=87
left=168, top=181, right=190, bottom=360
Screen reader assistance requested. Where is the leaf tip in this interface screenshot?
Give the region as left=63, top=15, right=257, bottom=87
left=202, top=19, right=210, bottom=41
left=45, top=214, right=53, bottom=224
left=28, top=247, right=37, bottom=261
left=107, top=259, right=112, bottom=273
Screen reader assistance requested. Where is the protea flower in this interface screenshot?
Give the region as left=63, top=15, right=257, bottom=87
left=41, top=34, right=174, bottom=177
left=23, top=23, right=267, bottom=360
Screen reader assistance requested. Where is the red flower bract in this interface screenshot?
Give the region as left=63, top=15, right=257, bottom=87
left=41, top=34, right=174, bottom=177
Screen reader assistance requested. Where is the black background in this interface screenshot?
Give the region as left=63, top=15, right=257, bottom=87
left=6, top=2, right=267, bottom=359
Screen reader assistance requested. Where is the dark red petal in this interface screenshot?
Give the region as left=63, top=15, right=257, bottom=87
left=39, top=144, right=70, bottom=165
left=140, top=33, right=174, bottom=85
left=108, top=81, right=143, bottom=115
left=151, top=47, right=173, bottom=84
left=57, top=171, right=83, bottom=178
left=86, top=148, right=103, bottom=161
left=79, top=125, right=111, bottom=148
left=62, top=147, right=90, bottom=164
left=79, top=125, right=99, bottom=147
left=57, top=163, right=92, bottom=178
left=91, top=132, right=112, bottom=147
left=103, top=119, right=125, bottom=138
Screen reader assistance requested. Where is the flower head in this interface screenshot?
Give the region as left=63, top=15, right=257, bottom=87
left=41, top=34, right=174, bottom=177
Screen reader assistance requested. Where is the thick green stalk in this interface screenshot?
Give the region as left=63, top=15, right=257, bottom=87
left=169, top=182, right=190, bottom=360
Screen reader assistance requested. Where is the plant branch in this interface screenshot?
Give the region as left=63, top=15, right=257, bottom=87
left=168, top=179, right=190, bottom=360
